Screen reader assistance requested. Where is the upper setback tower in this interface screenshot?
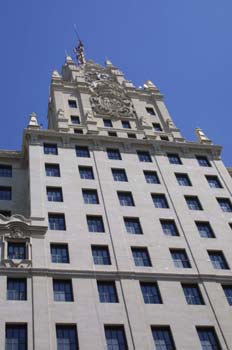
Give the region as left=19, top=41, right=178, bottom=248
left=0, top=41, right=231, bottom=349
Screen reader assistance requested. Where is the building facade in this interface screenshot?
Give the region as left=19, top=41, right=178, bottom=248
left=0, top=47, right=231, bottom=349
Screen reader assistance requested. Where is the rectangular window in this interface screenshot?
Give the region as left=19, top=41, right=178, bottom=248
left=103, top=119, right=113, bottom=127
left=97, top=281, right=118, bottom=303
left=195, top=221, right=215, bottom=238
left=144, top=171, right=160, bottom=184
left=146, top=107, right=156, bottom=115
left=82, top=189, right=99, bottom=204
left=196, top=155, right=211, bottom=167
left=8, top=243, right=26, bottom=260
left=175, top=173, right=191, bottom=186
left=152, top=194, right=169, bottom=208
left=56, top=325, right=78, bottom=350
left=124, top=217, right=143, bottom=235
left=75, top=146, right=90, bottom=158
left=108, top=131, right=117, bottom=137
left=160, top=136, right=169, bottom=141
left=217, top=198, right=232, bottom=212
left=137, top=150, right=152, bottom=162
left=152, top=327, right=175, bottom=350
left=7, top=278, right=27, bottom=300
left=167, top=153, right=182, bottom=165
left=197, top=327, right=221, bottom=350
left=51, top=244, right=69, bottom=263
left=0, top=164, right=12, bottom=177
left=222, top=285, right=232, bottom=305
left=127, top=133, right=136, bottom=139
left=112, top=168, right=128, bottom=182
left=68, top=99, right=77, bottom=108
left=132, top=247, right=151, bottom=266
left=53, top=279, right=73, bottom=302
left=71, top=116, right=80, bottom=124
left=121, top=120, right=131, bottom=129
left=170, top=249, right=191, bottom=268
left=208, top=251, right=229, bottom=270
left=45, top=163, right=60, bottom=177
left=117, top=191, right=134, bottom=206
left=0, top=186, right=11, bottom=200
left=206, top=175, right=222, bottom=189
left=48, top=213, right=66, bottom=230
left=107, top=148, right=121, bottom=160
left=185, top=196, right=203, bottom=210
left=160, top=220, right=179, bottom=236
left=104, top=326, right=128, bottom=350
left=153, top=123, right=162, bottom=132
left=87, top=215, right=105, bottom=232
left=74, top=129, right=83, bottom=134
left=6, top=324, right=27, bottom=350
left=140, top=282, right=162, bottom=304
left=92, top=245, right=111, bottom=265
left=182, top=284, right=204, bottom=305
left=79, top=166, right=94, bottom=180
left=44, top=143, right=58, bottom=155
left=47, top=187, right=63, bottom=202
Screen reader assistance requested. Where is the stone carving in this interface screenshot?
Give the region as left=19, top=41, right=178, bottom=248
left=28, top=112, right=39, bottom=129
left=166, top=118, right=176, bottom=129
left=86, top=111, right=94, bottom=121
left=3, top=259, right=31, bottom=268
left=57, top=108, right=65, bottom=120
left=139, top=116, right=149, bottom=127
left=195, top=128, right=212, bottom=144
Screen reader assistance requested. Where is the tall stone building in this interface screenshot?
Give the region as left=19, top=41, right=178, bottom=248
left=0, top=42, right=231, bottom=349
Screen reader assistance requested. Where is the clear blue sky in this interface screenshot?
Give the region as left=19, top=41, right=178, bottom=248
left=0, top=1, right=231, bottom=164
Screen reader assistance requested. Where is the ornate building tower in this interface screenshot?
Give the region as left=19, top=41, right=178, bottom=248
left=0, top=42, right=231, bottom=349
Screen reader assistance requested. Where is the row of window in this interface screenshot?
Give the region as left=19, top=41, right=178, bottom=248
left=5, top=276, right=232, bottom=307
left=0, top=322, right=223, bottom=349
left=43, top=143, right=213, bottom=168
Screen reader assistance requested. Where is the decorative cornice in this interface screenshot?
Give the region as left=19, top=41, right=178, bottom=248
left=0, top=215, right=47, bottom=238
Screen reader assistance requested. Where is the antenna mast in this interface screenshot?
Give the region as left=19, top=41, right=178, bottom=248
left=73, top=24, right=86, bottom=65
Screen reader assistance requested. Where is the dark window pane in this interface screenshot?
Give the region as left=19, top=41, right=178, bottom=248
left=53, top=280, right=73, bottom=301
left=140, top=282, right=162, bottom=304
left=153, top=123, right=162, bottom=132
left=195, top=222, right=214, bottom=238
left=104, top=119, right=113, bottom=127
left=8, top=243, right=26, bottom=260
left=197, top=327, right=221, bottom=350
left=6, top=324, right=27, bottom=350
left=47, top=187, right=63, bottom=202
left=175, top=173, right=191, bottom=186
left=97, top=281, right=118, bottom=303
left=107, top=149, right=121, bottom=160
left=71, top=116, right=80, bottom=124
left=68, top=100, right=77, bottom=108
left=132, top=248, right=151, bottom=266
left=146, top=107, right=156, bottom=115
left=167, top=153, right=182, bottom=165
left=182, top=284, right=204, bottom=305
left=44, top=143, right=58, bottom=155
left=222, top=285, right=232, bottom=305
left=196, top=156, right=211, bottom=167
left=0, top=164, right=12, bottom=177
left=170, top=249, right=191, bottom=268
left=48, top=214, right=66, bottom=230
left=105, top=326, right=128, bottom=350
left=185, top=196, right=202, bottom=210
left=124, top=218, right=143, bottom=235
left=79, top=166, right=94, bottom=180
left=160, top=220, right=179, bottom=236
left=152, top=194, right=169, bottom=208
left=7, top=278, right=27, bottom=300
left=206, top=176, right=222, bottom=189
left=121, top=121, right=131, bottom=129
left=56, top=325, right=78, bottom=350
left=51, top=244, right=69, bottom=263
left=152, top=327, right=175, bottom=350
left=87, top=216, right=105, bottom=232
left=82, top=189, right=99, bottom=204
left=208, top=251, right=229, bottom=270
left=217, top=198, right=232, bottom=212
left=0, top=187, right=11, bottom=200
left=137, top=151, right=152, bottom=162
left=92, top=246, right=111, bottom=265
left=127, top=133, right=136, bottom=139
left=108, top=132, right=117, bottom=137
left=144, top=171, right=160, bottom=184
left=112, top=169, right=127, bottom=182
left=117, top=192, right=134, bottom=206
left=76, top=146, right=90, bottom=158
left=45, top=164, right=60, bottom=177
